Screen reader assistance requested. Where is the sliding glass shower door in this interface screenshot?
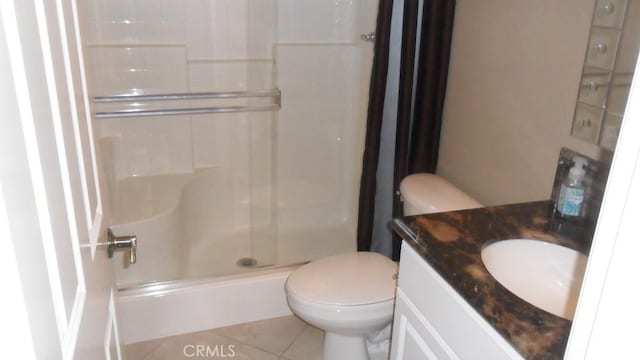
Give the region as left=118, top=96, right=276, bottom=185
left=273, top=1, right=378, bottom=264
left=83, top=0, right=378, bottom=287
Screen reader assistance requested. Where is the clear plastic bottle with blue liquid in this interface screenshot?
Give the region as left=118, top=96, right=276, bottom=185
left=556, top=156, right=587, bottom=220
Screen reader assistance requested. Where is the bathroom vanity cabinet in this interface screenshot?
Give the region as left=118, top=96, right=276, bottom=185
left=389, top=201, right=591, bottom=359
left=390, top=243, right=523, bottom=360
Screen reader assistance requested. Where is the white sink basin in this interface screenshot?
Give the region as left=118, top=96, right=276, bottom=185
left=481, top=239, right=588, bottom=320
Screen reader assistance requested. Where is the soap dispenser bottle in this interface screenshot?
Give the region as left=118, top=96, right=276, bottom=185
left=556, top=156, right=587, bottom=220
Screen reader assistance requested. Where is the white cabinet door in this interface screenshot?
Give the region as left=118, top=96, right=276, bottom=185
left=0, top=0, right=120, bottom=358
left=390, top=243, right=524, bottom=360
left=390, top=289, right=460, bottom=360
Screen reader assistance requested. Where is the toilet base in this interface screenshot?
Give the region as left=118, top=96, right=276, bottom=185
left=323, top=332, right=368, bottom=360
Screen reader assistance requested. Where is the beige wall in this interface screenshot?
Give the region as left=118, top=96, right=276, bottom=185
left=438, top=0, right=608, bottom=206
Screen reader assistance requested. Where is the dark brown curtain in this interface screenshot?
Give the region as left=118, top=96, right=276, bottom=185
left=357, top=0, right=457, bottom=260
left=356, top=0, right=394, bottom=253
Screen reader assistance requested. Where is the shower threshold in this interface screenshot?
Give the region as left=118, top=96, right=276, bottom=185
left=117, top=261, right=310, bottom=295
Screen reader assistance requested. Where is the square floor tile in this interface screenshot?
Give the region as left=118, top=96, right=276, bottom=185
left=135, top=330, right=279, bottom=360
left=125, top=338, right=163, bottom=359
left=123, top=315, right=321, bottom=359
left=212, top=316, right=307, bottom=355
left=281, top=325, right=324, bottom=360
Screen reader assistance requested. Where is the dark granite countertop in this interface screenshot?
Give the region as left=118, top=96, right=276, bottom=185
left=392, top=200, right=593, bottom=360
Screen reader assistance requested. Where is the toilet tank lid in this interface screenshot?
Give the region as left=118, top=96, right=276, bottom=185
left=400, top=174, right=482, bottom=214
left=286, top=252, right=398, bottom=306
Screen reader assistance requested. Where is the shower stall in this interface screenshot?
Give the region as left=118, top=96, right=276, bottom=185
left=84, top=0, right=377, bottom=336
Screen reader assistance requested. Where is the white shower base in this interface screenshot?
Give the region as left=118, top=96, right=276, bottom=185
left=118, top=266, right=295, bottom=344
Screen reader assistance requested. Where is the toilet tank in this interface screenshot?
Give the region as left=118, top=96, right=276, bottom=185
left=399, top=174, right=482, bottom=216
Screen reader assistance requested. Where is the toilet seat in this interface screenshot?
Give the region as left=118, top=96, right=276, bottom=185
left=285, top=252, right=397, bottom=307
left=286, top=293, right=395, bottom=334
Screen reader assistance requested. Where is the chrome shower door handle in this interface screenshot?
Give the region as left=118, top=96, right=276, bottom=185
left=107, top=228, right=137, bottom=264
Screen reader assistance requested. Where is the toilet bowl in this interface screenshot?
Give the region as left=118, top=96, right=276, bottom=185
left=285, top=252, right=397, bottom=360
left=285, top=173, right=481, bottom=360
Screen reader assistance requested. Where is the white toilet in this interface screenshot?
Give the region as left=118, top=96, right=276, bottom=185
left=285, top=173, right=481, bottom=360
left=399, top=173, right=482, bottom=215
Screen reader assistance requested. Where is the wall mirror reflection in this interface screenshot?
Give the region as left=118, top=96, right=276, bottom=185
left=571, top=0, right=639, bottom=151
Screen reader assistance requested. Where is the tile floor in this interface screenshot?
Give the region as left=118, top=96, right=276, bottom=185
left=124, top=316, right=324, bottom=360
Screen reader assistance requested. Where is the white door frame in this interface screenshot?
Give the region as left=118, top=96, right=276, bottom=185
left=0, top=0, right=119, bottom=358
left=565, top=50, right=640, bottom=357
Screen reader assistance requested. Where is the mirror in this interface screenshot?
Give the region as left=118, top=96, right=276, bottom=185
left=571, top=0, right=640, bottom=151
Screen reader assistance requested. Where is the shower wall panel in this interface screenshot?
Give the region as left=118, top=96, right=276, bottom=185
left=278, top=0, right=355, bottom=42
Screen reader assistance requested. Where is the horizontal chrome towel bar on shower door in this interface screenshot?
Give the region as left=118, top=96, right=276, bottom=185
left=93, top=89, right=282, bottom=119
left=94, top=89, right=281, bottom=103
left=94, top=104, right=281, bottom=119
